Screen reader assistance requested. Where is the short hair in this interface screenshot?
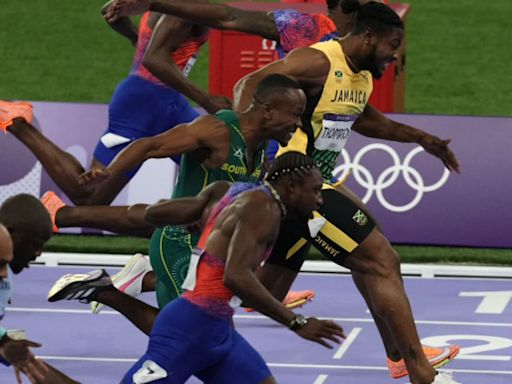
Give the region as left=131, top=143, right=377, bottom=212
left=0, top=194, right=52, bottom=235
left=327, top=0, right=359, bottom=13
left=266, top=152, right=318, bottom=183
left=253, top=74, right=302, bottom=104
left=353, top=2, right=403, bottom=35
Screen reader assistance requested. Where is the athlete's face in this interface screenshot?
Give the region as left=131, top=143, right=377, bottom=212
left=9, top=227, right=50, bottom=274
left=267, top=89, right=306, bottom=146
left=290, top=169, right=324, bottom=220
left=366, top=28, right=403, bottom=79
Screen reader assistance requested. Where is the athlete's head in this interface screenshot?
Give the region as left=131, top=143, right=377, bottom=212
left=0, top=224, right=13, bottom=281
left=0, top=194, right=52, bottom=274
left=253, top=74, right=306, bottom=147
left=266, top=152, right=323, bottom=220
left=349, top=1, right=404, bottom=79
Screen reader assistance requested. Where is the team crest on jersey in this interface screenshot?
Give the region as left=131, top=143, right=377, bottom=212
left=233, top=148, right=245, bottom=162
left=352, top=210, right=368, bottom=226
left=334, top=70, right=343, bottom=82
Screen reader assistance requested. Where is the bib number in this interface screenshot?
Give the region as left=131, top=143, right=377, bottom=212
left=314, top=114, right=356, bottom=152
left=181, top=248, right=203, bottom=291
left=182, top=55, right=197, bottom=77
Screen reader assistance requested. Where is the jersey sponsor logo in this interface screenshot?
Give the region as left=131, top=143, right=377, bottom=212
left=220, top=162, right=262, bottom=178
left=352, top=210, right=368, bottom=226
left=329, top=89, right=368, bottom=105
left=132, top=360, right=168, bottom=384
left=313, top=235, right=341, bottom=258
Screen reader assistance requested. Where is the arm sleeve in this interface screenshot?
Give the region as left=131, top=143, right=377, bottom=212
left=273, top=10, right=338, bottom=58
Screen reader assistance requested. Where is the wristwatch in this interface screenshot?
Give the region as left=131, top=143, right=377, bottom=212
left=288, top=314, right=308, bottom=331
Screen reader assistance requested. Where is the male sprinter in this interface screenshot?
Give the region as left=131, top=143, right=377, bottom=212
left=48, top=74, right=307, bottom=334
left=0, top=195, right=81, bottom=384
left=234, top=3, right=460, bottom=384
left=107, top=0, right=461, bottom=382
left=0, top=0, right=229, bottom=208
left=120, top=152, right=344, bottom=384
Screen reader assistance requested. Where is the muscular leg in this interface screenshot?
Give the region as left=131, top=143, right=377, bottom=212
left=95, top=286, right=159, bottom=336
left=351, top=270, right=401, bottom=360
left=55, top=204, right=155, bottom=238
left=335, top=184, right=403, bottom=361
left=344, top=228, right=436, bottom=384
left=7, top=118, right=129, bottom=205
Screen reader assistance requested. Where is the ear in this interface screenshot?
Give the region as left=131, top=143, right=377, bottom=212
left=364, top=27, right=377, bottom=45
left=262, top=102, right=273, bottom=119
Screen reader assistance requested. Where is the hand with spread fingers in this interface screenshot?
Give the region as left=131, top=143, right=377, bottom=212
left=420, top=136, right=461, bottom=173
left=295, top=317, right=346, bottom=349
left=105, top=0, right=151, bottom=23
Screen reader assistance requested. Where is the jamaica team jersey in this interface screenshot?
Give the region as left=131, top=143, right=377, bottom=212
left=172, top=109, right=264, bottom=200
left=277, top=39, right=373, bottom=180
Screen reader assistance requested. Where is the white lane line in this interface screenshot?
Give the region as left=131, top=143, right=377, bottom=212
left=36, top=356, right=512, bottom=375
left=313, top=374, right=328, bottom=384
left=333, top=327, right=362, bottom=359
left=8, top=307, right=512, bottom=327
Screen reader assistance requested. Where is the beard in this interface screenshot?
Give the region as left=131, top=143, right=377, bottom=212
left=366, top=46, right=384, bottom=79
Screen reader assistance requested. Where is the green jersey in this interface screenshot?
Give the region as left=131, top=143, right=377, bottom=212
left=149, top=109, right=265, bottom=307
left=172, top=109, right=265, bottom=199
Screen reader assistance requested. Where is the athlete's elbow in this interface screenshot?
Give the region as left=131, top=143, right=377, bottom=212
left=223, top=271, right=245, bottom=294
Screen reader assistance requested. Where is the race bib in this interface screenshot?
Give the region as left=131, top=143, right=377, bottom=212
left=314, top=114, right=356, bottom=152
left=132, top=360, right=167, bottom=384
left=182, top=55, right=197, bottom=77
left=181, top=248, right=203, bottom=291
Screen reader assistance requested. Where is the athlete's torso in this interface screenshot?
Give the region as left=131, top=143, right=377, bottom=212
left=278, top=39, right=373, bottom=180
left=182, top=183, right=273, bottom=318
left=130, top=12, right=209, bottom=86
left=172, top=110, right=265, bottom=200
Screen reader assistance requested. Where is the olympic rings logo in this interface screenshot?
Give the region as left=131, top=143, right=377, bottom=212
left=332, top=144, right=450, bottom=213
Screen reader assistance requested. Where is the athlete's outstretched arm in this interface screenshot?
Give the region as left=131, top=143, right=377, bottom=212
left=222, top=193, right=345, bottom=349
left=143, top=14, right=231, bottom=114
left=105, top=0, right=279, bottom=40
left=353, top=104, right=461, bottom=173
left=144, top=181, right=230, bottom=227
left=101, top=0, right=138, bottom=46
left=233, top=47, right=329, bottom=112
left=78, top=115, right=226, bottom=185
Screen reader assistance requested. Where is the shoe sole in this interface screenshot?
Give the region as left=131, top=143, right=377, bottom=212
left=389, top=346, right=460, bottom=378
left=48, top=270, right=107, bottom=302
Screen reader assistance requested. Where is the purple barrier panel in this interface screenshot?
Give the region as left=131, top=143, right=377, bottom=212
left=339, top=113, right=512, bottom=248
left=0, top=102, right=511, bottom=247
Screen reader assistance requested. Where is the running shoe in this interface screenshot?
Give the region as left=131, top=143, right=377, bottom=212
left=91, top=253, right=152, bottom=314
left=40, top=191, right=65, bottom=233
left=387, top=345, right=460, bottom=379
left=283, top=289, right=315, bottom=309
left=244, top=290, right=315, bottom=312
left=431, top=372, right=462, bottom=384
left=0, top=100, right=33, bottom=133
left=48, top=269, right=112, bottom=303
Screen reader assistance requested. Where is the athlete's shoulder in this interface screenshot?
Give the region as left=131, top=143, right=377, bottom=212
left=213, top=109, right=240, bottom=125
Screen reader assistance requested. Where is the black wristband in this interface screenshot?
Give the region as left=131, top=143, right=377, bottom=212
left=289, top=314, right=308, bottom=331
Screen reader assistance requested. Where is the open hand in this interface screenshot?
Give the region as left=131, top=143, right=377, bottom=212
left=104, top=0, right=151, bottom=23
left=295, top=317, right=346, bottom=349
left=421, top=136, right=461, bottom=173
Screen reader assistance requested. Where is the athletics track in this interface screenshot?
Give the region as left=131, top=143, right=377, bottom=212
left=1, top=264, right=511, bottom=383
